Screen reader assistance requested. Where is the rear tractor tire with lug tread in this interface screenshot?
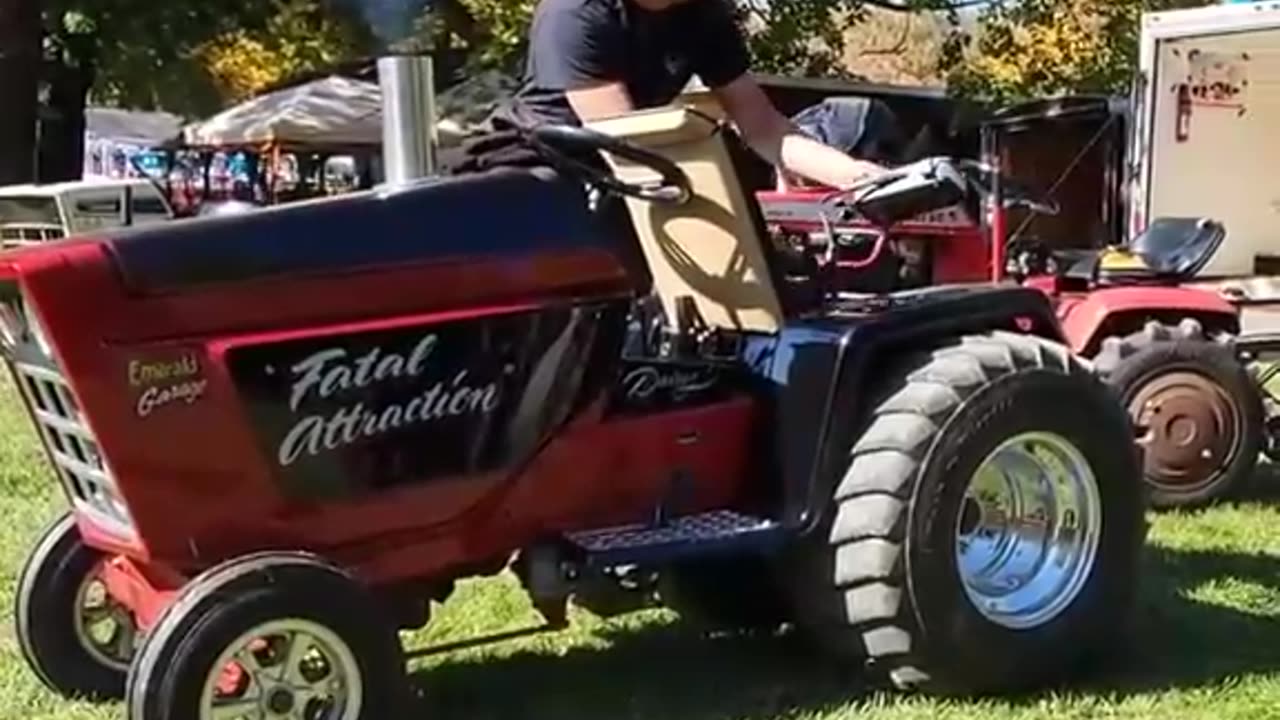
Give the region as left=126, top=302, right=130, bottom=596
left=15, top=511, right=139, bottom=702
left=1093, top=319, right=1264, bottom=509
left=790, top=331, right=1145, bottom=696
left=125, top=552, right=408, bottom=720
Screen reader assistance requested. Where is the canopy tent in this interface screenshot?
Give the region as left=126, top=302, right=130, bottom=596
left=180, top=75, right=384, bottom=151
left=83, top=107, right=185, bottom=179
left=86, top=107, right=184, bottom=146
left=179, top=71, right=520, bottom=152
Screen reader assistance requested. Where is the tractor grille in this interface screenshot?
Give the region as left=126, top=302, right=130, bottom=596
left=12, top=359, right=135, bottom=535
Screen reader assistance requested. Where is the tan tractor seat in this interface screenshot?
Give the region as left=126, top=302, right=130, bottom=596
left=584, top=107, right=785, bottom=335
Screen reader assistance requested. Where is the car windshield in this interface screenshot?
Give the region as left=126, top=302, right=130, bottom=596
left=0, top=197, right=62, bottom=228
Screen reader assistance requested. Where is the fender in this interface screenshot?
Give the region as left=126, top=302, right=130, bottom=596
left=1057, top=285, right=1239, bottom=357
left=744, top=285, right=1064, bottom=535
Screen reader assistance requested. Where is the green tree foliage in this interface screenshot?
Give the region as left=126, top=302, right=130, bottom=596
left=941, top=0, right=1213, bottom=103
left=48, top=0, right=372, bottom=115
left=197, top=0, right=373, bottom=103
left=428, top=0, right=962, bottom=76
left=740, top=0, right=957, bottom=76
left=45, top=0, right=277, bottom=114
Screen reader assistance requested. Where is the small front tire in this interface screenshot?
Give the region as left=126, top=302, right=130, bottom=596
left=125, top=552, right=407, bottom=720
left=15, top=512, right=139, bottom=701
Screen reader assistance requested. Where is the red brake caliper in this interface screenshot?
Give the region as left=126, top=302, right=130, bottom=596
left=215, top=638, right=270, bottom=696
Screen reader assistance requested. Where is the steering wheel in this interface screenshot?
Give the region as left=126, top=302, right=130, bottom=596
left=527, top=124, right=693, bottom=205
left=953, top=159, right=1061, bottom=216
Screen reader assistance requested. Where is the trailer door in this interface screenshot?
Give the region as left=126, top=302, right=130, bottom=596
left=1146, top=28, right=1280, bottom=278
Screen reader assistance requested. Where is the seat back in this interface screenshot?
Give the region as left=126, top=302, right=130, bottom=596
left=1128, top=216, right=1225, bottom=278
left=584, top=107, right=785, bottom=335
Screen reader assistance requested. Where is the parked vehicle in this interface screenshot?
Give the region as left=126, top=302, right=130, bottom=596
left=0, top=178, right=173, bottom=248
left=759, top=94, right=1265, bottom=509
left=6, top=96, right=1145, bottom=719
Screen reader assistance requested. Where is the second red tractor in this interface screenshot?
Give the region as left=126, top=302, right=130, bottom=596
left=759, top=95, right=1264, bottom=509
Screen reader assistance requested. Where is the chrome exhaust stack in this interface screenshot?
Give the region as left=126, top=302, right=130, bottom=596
left=377, top=53, right=438, bottom=184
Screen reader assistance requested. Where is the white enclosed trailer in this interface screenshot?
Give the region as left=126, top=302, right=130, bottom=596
left=1130, top=1, right=1280, bottom=308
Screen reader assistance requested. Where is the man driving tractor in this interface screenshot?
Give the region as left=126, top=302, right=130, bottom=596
left=496, top=0, right=888, bottom=187
left=440, top=0, right=894, bottom=288
left=449, top=0, right=888, bottom=187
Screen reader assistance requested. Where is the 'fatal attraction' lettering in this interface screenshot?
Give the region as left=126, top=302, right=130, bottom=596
left=277, top=334, right=501, bottom=466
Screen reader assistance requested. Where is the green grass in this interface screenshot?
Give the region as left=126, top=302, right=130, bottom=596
left=0, top=373, right=1277, bottom=720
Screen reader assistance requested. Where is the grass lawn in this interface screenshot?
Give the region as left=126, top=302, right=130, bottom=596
left=0, top=373, right=1277, bottom=720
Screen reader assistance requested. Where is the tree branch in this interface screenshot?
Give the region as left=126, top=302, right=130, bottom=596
left=861, top=0, right=988, bottom=12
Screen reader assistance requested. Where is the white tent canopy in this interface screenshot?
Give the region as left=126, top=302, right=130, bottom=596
left=180, top=71, right=519, bottom=150
left=181, top=75, right=383, bottom=149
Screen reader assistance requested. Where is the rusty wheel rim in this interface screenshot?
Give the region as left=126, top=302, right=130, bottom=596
left=1128, top=370, right=1241, bottom=494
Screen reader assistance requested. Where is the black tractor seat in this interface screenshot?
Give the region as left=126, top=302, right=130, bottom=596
left=1056, top=217, right=1225, bottom=286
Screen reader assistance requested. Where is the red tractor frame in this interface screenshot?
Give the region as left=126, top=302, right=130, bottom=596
left=759, top=95, right=1264, bottom=509
left=5, top=102, right=1149, bottom=720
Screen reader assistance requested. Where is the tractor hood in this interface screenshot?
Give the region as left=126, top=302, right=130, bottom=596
left=102, top=167, right=614, bottom=297
left=0, top=165, right=633, bottom=357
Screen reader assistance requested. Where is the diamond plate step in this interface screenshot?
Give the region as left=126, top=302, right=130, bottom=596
left=566, top=510, right=786, bottom=567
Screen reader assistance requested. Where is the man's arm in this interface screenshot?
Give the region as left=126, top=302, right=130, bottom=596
left=566, top=81, right=634, bottom=121
left=714, top=74, right=886, bottom=189
left=532, top=0, right=635, bottom=121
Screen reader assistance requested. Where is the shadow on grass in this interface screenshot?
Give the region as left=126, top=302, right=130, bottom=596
left=1079, top=543, right=1280, bottom=695
left=1245, top=462, right=1280, bottom=502
left=408, top=622, right=864, bottom=720
left=405, top=540, right=1279, bottom=720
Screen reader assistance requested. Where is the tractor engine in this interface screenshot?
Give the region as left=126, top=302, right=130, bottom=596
left=760, top=190, right=987, bottom=294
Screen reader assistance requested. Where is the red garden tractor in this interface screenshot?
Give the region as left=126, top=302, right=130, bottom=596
left=758, top=95, right=1264, bottom=510
left=6, top=98, right=1146, bottom=719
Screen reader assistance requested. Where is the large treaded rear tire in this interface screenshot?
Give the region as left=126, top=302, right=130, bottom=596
left=791, top=331, right=1145, bottom=696
left=1093, top=319, right=1263, bottom=509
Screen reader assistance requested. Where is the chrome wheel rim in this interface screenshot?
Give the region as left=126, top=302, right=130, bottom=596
left=72, top=565, right=138, bottom=671
left=954, top=431, right=1102, bottom=630
left=199, top=619, right=363, bottom=720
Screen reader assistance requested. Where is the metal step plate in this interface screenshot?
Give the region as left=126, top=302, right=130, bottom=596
left=566, top=510, right=785, bottom=567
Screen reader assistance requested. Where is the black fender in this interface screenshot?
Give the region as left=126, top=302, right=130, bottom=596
left=742, top=284, right=1065, bottom=536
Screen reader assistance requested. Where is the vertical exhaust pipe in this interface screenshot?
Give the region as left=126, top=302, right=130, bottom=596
left=377, top=53, right=437, bottom=184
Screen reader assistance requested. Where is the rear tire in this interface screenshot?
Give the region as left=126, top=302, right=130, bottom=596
left=790, top=331, right=1145, bottom=695
left=1093, top=319, right=1263, bottom=509
left=15, top=512, right=137, bottom=701
left=125, top=552, right=407, bottom=720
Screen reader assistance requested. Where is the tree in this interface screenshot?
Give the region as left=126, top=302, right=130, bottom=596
left=197, top=0, right=373, bottom=103
left=0, top=0, right=41, bottom=184
left=34, top=0, right=284, bottom=179
left=424, top=0, right=966, bottom=77
left=941, top=0, right=1213, bottom=104
left=841, top=5, right=949, bottom=86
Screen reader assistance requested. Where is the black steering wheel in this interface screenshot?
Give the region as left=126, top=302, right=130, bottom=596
left=527, top=124, right=693, bottom=205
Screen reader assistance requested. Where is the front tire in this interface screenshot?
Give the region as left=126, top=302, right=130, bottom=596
left=125, top=552, right=407, bottom=720
left=791, top=331, right=1145, bottom=695
left=1093, top=319, right=1264, bottom=509
left=15, top=512, right=139, bottom=701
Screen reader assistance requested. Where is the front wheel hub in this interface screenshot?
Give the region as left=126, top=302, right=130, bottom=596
left=200, top=618, right=363, bottom=720
left=1129, top=371, right=1238, bottom=492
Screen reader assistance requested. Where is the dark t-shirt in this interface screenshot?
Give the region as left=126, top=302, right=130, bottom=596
left=497, top=0, right=751, bottom=127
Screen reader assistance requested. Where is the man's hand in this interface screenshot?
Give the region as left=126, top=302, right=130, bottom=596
left=713, top=74, right=889, bottom=190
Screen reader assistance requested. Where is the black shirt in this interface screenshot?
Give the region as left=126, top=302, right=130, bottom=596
left=497, top=0, right=751, bottom=127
